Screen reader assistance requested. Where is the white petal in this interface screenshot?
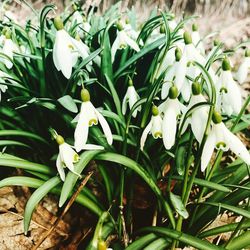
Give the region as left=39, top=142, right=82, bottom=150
left=161, top=82, right=171, bottom=99
left=175, top=58, right=187, bottom=91
left=162, top=108, right=177, bottom=150
left=53, top=30, right=73, bottom=79
left=223, top=125, right=250, bottom=165
left=140, top=120, right=152, bottom=150
left=181, top=79, right=191, bottom=102
left=74, top=104, right=89, bottom=152
left=227, top=79, right=242, bottom=115
left=123, top=31, right=140, bottom=52
left=95, top=109, right=113, bottom=145
left=56, top=154, right=65, bottom=181
left=122, top=90, right=129, bottom=115
left=201, top=131, right=216, bottom=172
left=72, top=114, right=80, bottom=123
left=191, top=110, right=207, bottom=144
left=235, top=58, right=250, bottom=84
left=111, top=36, right=120, bottom=63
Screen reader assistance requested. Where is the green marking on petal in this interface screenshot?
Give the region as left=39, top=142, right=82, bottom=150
left=153, top=132, right=162, bottom=138
left=216, top=141, right=226, bottom=149
left=89, top=119, right=98, bottom=126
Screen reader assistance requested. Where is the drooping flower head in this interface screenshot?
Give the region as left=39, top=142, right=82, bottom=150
left=122, top=79, right=141, bottom=117
left=201, top=111, right=250, bottom=172
left=55, top=134, right=81, bottom=181
left=181, top=82, right=209, bottom=143
left=140, top=105, right=163, bottom=150
left=111, top=21, right=140, bottom=62
left=235, top=49, right=250, bottom=84
left=191, top=23, right=205, bottom=55
left=216, top=58, right=242, bottom=116
left=74, top=88, right=113, bottom=152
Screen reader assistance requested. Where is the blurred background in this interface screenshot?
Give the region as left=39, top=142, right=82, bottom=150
left=3, top=0, right=250, bottom=48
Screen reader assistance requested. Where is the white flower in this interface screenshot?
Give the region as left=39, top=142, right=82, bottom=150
left=122, top=82, right=141, bottom=117
left=201, top=113, right=250, bottom=172
left=161, top=47, right=186, bottom=99
left=181, top=83, right=209, bottom=144
left=191, top=24, right=205, bottom=55
left=235, top=51, right=250, bottom=84
left=216, top=58, right=242, bottom=116
left=1, top=34, right=18, bottom=69
left=111, top=24, right=140, bottom=62
left=53, top=28, right=75, bottom=79
left=71, top=12, right=91, bottom=37
left=53, top=17, right=91, bottom=78
left=56, top=135, right=81, bottom=181
left=0, top=70, right=9, bottom=101
left=140, top=106, right=163, bottom=150
left=74, top=89, right=113, bottom=152
left=161, top=94, right=183, bottom=150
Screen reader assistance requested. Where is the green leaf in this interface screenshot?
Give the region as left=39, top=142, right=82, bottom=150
left=139, top=227, right=224, bottom=250
left=175, top=145, right=187, bottom=176
left=172, top=175, right=231, bottom=193
left=226, top=230, right=250, bottom=250
left=58, top=95, right=78, bottom=113
left=114, top=36, right=165, bottom=79
left=170, top=192, right=189, bottom=219
left=0, top=130, right=48, bottom=144
left=59, top=150, right=101, bottom=207
left=95, top=152, right=175, bottom=227
left=0, top=140, right=30, bottom=148
left=24, top=176, right=61, bottom=234
left=0, top=176, right=103, bottom=216
left=125, top=233, right=159, bottom=250
left=0, top=153, right=55, bottom=175
left=201, top=202, right=250, bottom=219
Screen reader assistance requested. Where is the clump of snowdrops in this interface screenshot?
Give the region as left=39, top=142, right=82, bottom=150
left=0, top=2, right=249, bottom=249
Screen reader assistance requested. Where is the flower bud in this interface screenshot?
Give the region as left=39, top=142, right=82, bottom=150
left=81, top=88, right=90, bottom=102
left=213, top=39, right=220, bottom=46
left=152, top=105, right=159, bottom=116
left=222, top=58, right=231, bottom=71
left=169, top=85, right=178, bottom=99
left=192, top=23, right=198, bottom=32
left=245, top=49, right=250, bottom=57
left=125, top=18, right=130, bottom=24
left=128, top=78, right=133, bottom=86
left=4, top=28, right=11, bottom=39
left=160, top=24, right=165, bottom=34
left=56, top=135, right=65, bottom=145
left=175, top=47, right=182, bottom=61
left=212, top=111, right=222, bottom=124
left=192, top=82, right=201, bottom=95
left=184, top=31, right=192, bottom=44
left=98, top=240, right=107, bottom=250
left=54, top=16, right=64, bottom=31
left=116, top=21, right=123, bottom=31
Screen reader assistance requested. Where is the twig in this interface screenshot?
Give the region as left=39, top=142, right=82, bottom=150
left=31, top=171, right=94, bottom=250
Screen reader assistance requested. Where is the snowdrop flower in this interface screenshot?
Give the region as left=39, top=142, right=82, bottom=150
left=235, top=49, right=250, bottom=84
left=111, top=22, right=140, bottom=62
left=191, top=24, right=205, bottom=55
left=140, top=105, right=163, bottom=150
left=216, top=58, right=242, bottom=116
left=74, top=88, right=113, bottom=152
left=161, top=86, right=183, bottom=150
left=1, top=29, right=18, bottom=69
left=122, top=79, right=141, bottom=117
left=201, top=111, right=250, bottom=172
left=161, top=47, right=186, bottom=99
left=53, top=16, right=77, bottom=79
left=71, top=11, right=91, bottom=37
left=0, top=70, right=10, bottom=101
left=179, top=32, right=205, bottom=102
left=55, top=134, right=81, bottom=182
left=181, top=82, right=209, bottom=143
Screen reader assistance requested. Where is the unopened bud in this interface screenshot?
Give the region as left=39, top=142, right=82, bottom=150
left=54, top=16, right=64, bottom=30
left=81, top=88, right=90, bottom=102
left=212, top=111, right=222, bottom=124
left=169, top=85, right=178, bottom=99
